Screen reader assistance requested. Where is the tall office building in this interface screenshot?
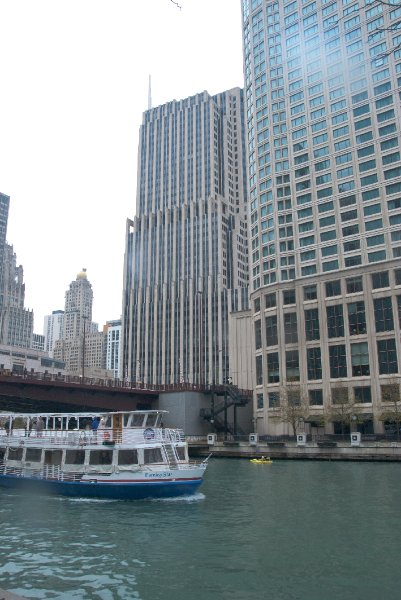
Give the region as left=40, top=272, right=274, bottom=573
left=54, top=269, right=105, bottom=375
left=122, top=88, right=249, bottom=385
left=43, top=310, right=64, bottom=357
left=0, top=193, right=10, bottom=309
left=0, top=244, right=33, bottom=348
left=242, top=0, right=401, bottom=434
left=105, top=319, right=122, bottom=379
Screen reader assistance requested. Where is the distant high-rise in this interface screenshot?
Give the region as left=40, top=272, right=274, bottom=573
left=43, top=310, right=64, bottom=357
left=105, top=319, right=122, bottom=379
left=54, top=269, right=105, bottom=375
left=241, top=0, right=401, bottom=434
left=0, top=193, right=10, bottom=308
left=122, top=88, right=249, bottom=385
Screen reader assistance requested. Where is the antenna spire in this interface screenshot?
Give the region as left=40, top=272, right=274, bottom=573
left=148, top=75, right=152, bottom=110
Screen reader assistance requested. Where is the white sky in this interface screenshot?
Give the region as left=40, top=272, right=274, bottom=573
left=0, top=0, right=244, bottom=333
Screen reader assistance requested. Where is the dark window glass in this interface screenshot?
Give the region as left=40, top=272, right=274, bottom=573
left=374, top=297, right=394, bottom=332
left=255, top=320, right=262, bottom=350
left=309, top=389, right=323, bottom=406
left=256, top=355, right=263, bottom=385
left=118, top=450, right=139, bottom=465
left=395, top=269, right=401, bottom=286
left=354, top=387, right=372, bottom=404
left=89, top=450, right=113, bottom=466
left=327, top=305, right=345, bottom=338
left=257, top=393, right=264, bottom=409
left=397, top=296, right=401, bottom=328
left=377, top=339, right=398, bottom=374
left=267, top=352, right=279, bottom=383
left=303, top=285, right=317, bottom=300
left=268, top=392, right=279, bottom=408
left=325, top=280, right=341, bottom=297
left=65, top=450, right=85, bottom=465
left=283, top=289, right=296, bottom=305
left=265, top=293, right=277, bottom=308
left=254, top=298, right=261, bottom=312
left=265, top=315, right=278, bottom=346
left=351, top=342, right=370, bottom=376
left=346, top=276, right=363, bottom=293
left=329, top=345, right=348, bottom=378
left=371, top=271, right=389, bottom=289
left=307, top=347, right=322, bottom=380
left=305, top=308, right=320, bottom=341
left=348, top=301, right=367, bottom=335
left=284, top=312, right=298, bottom=344
left=343, top=239, right=361, bottom=252
left=286, top=350, right=300, bottom=381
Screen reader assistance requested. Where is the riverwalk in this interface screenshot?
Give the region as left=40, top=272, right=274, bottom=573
left=188, top=435, right=401, bottom=461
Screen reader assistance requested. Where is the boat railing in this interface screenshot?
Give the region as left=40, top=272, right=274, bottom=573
left=0, top=426, right=186, bottom=446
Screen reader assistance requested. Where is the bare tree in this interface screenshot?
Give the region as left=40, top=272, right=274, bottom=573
left=380, top=381, right=401, bottom=440
left=279, top=382, right=308, bottom=436
left=328, top=384, right=360, bottom=437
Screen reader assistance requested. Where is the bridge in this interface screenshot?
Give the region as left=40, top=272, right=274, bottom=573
left=0, top=372, right=159, bottom=413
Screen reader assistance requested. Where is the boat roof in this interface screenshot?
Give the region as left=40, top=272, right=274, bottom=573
left=0, top=410, right=168, bottom=418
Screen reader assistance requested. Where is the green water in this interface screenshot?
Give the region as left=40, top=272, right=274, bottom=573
left=0, top=459, right=400, bottom=600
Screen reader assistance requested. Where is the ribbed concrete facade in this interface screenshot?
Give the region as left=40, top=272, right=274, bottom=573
left=241, top=0, right=401, bottom=434
left=122, top=89, right=249, bottom=385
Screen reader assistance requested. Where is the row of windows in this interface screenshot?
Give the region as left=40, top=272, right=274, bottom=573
left=253, top=269, right=401, bottom=313
left=255, top=337, right=398, bottom=386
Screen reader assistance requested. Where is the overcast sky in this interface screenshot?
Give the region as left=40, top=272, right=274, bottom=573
left=0, top=0, right=244, bottom=332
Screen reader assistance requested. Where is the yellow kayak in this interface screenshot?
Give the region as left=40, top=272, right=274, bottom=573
left=250, top=458, right=273, bottom=464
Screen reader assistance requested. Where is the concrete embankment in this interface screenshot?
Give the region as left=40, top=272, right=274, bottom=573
left=0, top=589, right=26, bottom=599
left=189, top=440, right=401, bottom=461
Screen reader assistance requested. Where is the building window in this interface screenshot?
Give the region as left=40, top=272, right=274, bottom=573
left=309, top=389, right=323, bottom=406
left=267, top=352, right=280, bottom=383
left=256, top=355, right=263, bottom=386
left=284, top=313, right=298, bottom=344
left=303, top=285, right=317, bottom=301
left=371, top=271, right=389, bottom=289
left=346, top=276, right=363, bottom=294
left=257, top=393, right=264, bottom=409
left=286, top=350, right=300, bottom=381
left=348, top=301, right=367, bottom=335
left=307, top=347, right=322, bottom=380
left=255, top=320, right=262, bottom=350
left=265, top=292, right=277, bottom=308
left=377, top=339, right=398, bottom=374
left=351, top=342, right=370, bottom=376
left=283, top=289, right=296, bottom=305
left=327, top=305, right=345, bottom=338
left=354, top=387, right=372, bottom=404
left=395, top=269, right=401, bottom=286
left=268, top=392, right=279, bottom=408
left=325, top=280, right=341, bottom=297
left=254, top=298, right=261, bottom=313
left=374, top=297, right=394, bottom=332
left=305, top=308, right=320, bottom=341
left=329, top=345, right=348, bottom=378
left=265, top=315, right=278, bottom=346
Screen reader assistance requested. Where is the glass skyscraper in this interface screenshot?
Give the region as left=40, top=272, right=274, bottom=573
left=122, top=89, right=249, bottom=385
left=242, top=0, right=401, bottom=434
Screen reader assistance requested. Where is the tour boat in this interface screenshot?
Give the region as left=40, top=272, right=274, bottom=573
left=0, top=410, right=209, bottom=499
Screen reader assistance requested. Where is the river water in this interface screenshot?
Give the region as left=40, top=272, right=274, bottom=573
left=0, top=458, right=400, bottom=600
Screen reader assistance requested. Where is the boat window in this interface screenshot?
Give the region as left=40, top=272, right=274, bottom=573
left=177, top=447, right=186, bottom=461
left=44, top=450, right=62, bottom=466
left=143, top=448, right=163, bottom=464
left=0, top=447, right=5, bottom=461
left=7, top=447, right=23, bottom=461
left=118, top=450, right=138, bottom=465
left=123, top=414, right=130, bottom=427
left=132, top=414, right=144, bottom=427
left=146, top=414, right=157, bottom=427
left=65, top=450, right=85, bottom=465
left=89, top=450, right=113, bottom=465
left=25, top=448, right=42, bottom=462
left=104, top=416, right=112, bottom=428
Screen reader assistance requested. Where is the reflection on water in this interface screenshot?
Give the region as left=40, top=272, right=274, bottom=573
left=1, top=459, right=401, bottom=600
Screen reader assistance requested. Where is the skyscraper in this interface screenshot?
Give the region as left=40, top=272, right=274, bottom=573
left=242, top=0, right=401, bottom=434
left=43, top=310, right=64, bottom=357
left=122, top=88, right=249, bottom=385
left=54, top=269, right=105, bottom=375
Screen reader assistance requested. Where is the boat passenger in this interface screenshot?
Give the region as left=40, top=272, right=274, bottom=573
left=35, top=416, right=44, bottom=437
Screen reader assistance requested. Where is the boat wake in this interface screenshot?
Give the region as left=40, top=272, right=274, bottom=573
left=151, top=492, right=205, bottom=503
